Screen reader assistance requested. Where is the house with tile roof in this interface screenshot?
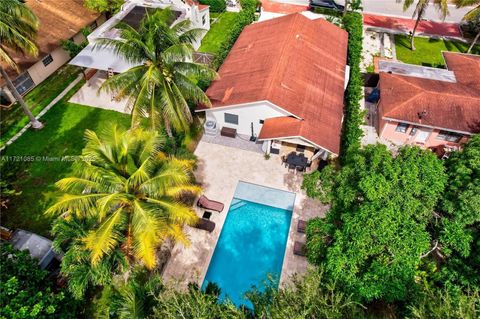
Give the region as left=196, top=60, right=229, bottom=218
left=0, top=0, right=106, bottom=107
left=376, top=52, right=480, bottom=150
left=197, top=13, right=349, bottom=160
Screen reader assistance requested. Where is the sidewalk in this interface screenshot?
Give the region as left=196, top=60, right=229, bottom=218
left=363, top=13, right=462, bottom=38
left=260, top=0, right=306, bottom=14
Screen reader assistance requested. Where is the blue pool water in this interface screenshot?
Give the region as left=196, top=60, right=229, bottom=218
left=202, top=182, right=295, bottom=307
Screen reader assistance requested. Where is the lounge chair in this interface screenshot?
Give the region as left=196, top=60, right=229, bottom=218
left=293, top=241, right=306, bottom=256
left=197, top=195, right=224, bottom=213
left=297, top=220, right=307, bottom=233
left=194, top=218, right=215, bottom=232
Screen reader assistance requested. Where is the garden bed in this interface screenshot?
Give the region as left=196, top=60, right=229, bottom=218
left=199, top=12, right=239, bottom=55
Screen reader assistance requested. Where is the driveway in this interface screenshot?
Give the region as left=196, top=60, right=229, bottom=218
left=162, top=140, right=327, bottom=288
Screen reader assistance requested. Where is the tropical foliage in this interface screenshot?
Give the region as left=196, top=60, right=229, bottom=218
left=0, top=0, right=43, bottom=129
left=199, top=0, right=226, bottom=13
left=97, top=8, right=216, bottom=134
left=0, top=0, right=38, bottom=69
left=84, top=0, right=124, bottom=14
left=47, top=125, right=200, bottom=271
left=306, top=145, right=446, bottom=302
left=0, top=243, right=81, bottom=318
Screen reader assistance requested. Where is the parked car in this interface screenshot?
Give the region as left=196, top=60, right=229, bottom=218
left=308, top=0, right=344, bottom=11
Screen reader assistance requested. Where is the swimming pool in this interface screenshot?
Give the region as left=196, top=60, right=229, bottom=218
left=202, top=182, right=295, bottom=307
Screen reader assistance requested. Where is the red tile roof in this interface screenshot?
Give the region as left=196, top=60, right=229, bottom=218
left=198, top=4, right=210, bottom=10
left=202, top=13, right=348, bottom=154
left=379, top=52, right=480, bottom=134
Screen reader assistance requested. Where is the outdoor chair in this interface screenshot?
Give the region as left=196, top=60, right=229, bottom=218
left=194, top=218, right=215, bottom=233
left=296, top=166, right=305, bottom=173
left=297, top=220, right=307, bottom=233
left=293, top=241, right=306, bottom=256
left=288, top=164, right=296, bottom=173
left=197, top=195, right=224, bottom=213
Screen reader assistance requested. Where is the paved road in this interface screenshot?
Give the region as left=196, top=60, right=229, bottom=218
left=269, top=0, right=473, bottom=23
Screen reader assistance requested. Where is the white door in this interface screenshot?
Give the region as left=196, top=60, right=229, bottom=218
left=416, top=129, right=432, bottom=142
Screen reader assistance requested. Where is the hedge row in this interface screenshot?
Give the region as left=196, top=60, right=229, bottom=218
left=199, top=0, right=226, bottom=13
left=340, top=12, right=364, bottom=165
left=212, top=0, right=258, bottom=69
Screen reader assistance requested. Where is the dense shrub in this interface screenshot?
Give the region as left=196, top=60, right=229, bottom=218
left=340, top=12, right=364, bottom=164
left=199, top=0, right=226, bottom=13
left=212, top=0, right=258, bottom=69
left=0, top=243, right=81, bottom=318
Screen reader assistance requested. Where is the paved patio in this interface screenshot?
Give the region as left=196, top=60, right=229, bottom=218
left=200, top=133, right=264, bottom=153
left=162, top=141, right=327, bottom=288
left=69, top=71, right=130, bottom=113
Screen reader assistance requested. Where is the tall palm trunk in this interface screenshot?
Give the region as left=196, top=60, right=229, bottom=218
left=467, top=30, right=480, bottom=53
left=343, top=0, right=349, bottom=16
left=1, top=67, right=43, bottom=129
left=410, top=7, right=425, bottom=51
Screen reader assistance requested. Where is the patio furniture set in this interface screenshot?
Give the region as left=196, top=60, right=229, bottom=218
left=193, top=195, right=225, bottom=232
left=282, top=152, right=312, bottom=173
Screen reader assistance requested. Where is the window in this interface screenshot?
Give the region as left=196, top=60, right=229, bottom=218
left=90, top=21, right=98, bottom=30
left=395, top=122, right=409, bottom=133
left=437, top=130, right=463, bottom=143
left=12, top=72, right=35, bottom=95
left=42, top=54, right=53, bottom=67
left=409, top=126, right=417, bottom=136
left=224, top=113, right=238, bottom=125
left=202, top=15, right=206, bottom=25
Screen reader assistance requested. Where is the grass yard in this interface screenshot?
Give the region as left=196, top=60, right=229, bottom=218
left=0, top=81, right=130, bottom=237
left=198, top=12, right=238, bottom=55
left=1, top=65, right=82, bottom=147
left=395, top=35, right=480, bottom=68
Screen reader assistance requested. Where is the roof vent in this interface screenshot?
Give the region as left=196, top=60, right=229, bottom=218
left=418, top=110, right=428, bottom=119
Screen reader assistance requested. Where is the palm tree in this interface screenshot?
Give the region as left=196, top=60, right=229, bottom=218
left=454, top=0, right=480, bottom=53
left=0, top=0, right=43, bottom=129
left=399, top=0, right=450, bottom=50
left=52, top=216, right=128, bottom=299
left=46, top=124, right=200, bottom=269
left=97, top=8, right=217, bottom=135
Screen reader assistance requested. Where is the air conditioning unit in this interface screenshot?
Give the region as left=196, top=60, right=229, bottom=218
left=204, top=119, right=218, bottom=136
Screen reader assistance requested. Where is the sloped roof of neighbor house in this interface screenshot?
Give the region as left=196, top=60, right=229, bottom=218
left=379, top=52, right=480, bottom=134
left=200, top=13, right=349, bottom=155
left=1, top=0, right=100, bottom=84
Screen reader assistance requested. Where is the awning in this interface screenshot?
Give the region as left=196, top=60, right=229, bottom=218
left=69, top=43, right=140, bottom=72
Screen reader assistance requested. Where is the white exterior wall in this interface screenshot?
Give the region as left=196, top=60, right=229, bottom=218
left=204, top=101, right=292, bottom=137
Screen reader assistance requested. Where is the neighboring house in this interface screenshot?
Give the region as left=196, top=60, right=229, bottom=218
left=197, top=13, right=349, bottom=159
left=376, top=52, right=480, bottom=150
left=0, top=0, right=105, bottom=107
left=69, top=0, right=210, bottom=73
left=6, top=228, right=62, bottom=270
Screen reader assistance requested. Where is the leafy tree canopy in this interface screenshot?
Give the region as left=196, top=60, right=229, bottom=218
left=306, top=145, right=446, bottom=302
left=84, top=0, right=124, bottom=14
left=0, top=243, right=81, bottom=318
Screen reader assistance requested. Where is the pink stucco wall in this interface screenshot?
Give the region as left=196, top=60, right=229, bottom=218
left=380, top=120, right=469, bottom=148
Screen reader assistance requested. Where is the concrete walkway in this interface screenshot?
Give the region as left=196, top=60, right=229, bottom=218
left=0, top=74, right=83, bottom=151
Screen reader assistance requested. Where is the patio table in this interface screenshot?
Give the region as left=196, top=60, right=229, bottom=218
left=286, top=153, right=308, bottom=168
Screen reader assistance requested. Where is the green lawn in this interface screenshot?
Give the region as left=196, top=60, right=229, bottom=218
left=198, top=12, right=238, bottom=55
left=0, top=65, right=82, bottom=147
left=1, top=81, right=130, bottom=237
left=395, top=35, right=480, bottom=68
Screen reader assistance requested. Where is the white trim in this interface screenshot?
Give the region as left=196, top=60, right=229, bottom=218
left=383, top=117, right=473, bottom=136
left=196, top=100, right=303, bottom=120
left=257, top=135, right=338, bottom=157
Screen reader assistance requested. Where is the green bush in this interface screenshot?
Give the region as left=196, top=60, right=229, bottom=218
left=340, top=12, right=364, bottom=164
left=212, top=0, right=258, bottom=69
left=199, top=0, right=226, bottom=13
left=0, top=243, right=82, bottom=318
left=312, top=7, right=341, bottom=17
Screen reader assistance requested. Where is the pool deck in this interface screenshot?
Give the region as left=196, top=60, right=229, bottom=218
left=162, top=140, right=328, bottom=288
